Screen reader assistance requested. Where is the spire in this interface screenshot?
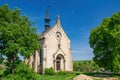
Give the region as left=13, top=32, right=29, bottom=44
left=45, top=7, right=49, bottom=19
left=44, top=7, right=50, bottom=31
left=56, top=15, right=61, bottom=26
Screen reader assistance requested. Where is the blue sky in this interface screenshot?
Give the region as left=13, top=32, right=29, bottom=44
left=0, top=0, right=120, bottom=60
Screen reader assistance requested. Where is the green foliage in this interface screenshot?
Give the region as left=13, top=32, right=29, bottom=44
left=45, top=67, right=55, bottom=75
left=0, top=4, right=39, bottom=57
left=36, top=71, right=120, bottom=80
left=73, top=60, right=99, bottom=72
left=57, top=71, right=67, bottom=75
left=73, top=61, right=79, bottom=71
left=36, top=72, right=76, bottom=80
left=0, top=64, right=5, bottom=77
left=36, top=75, right=73, bottom=80
left=89, top=12, right=120, bottom=71
left=2, top=62, right=37, bottom=80
left=0, top=58, right=3, bottom=64
left=0, top=4, right=40, bottom=74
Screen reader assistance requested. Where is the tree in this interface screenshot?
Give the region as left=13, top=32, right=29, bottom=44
left=0, top=4, right=40, bottom=74
left=73, top=60, right=99, bottom=72
left=73, top=61, right=79, bottom=71
left=89, top=12, right=120, bottom=72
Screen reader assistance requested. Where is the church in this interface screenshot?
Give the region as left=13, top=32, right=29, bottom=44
left=25, top=9, right=73, bottom=73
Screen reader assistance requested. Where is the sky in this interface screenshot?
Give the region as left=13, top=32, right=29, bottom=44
left=0, top=0, right=120, bottom=60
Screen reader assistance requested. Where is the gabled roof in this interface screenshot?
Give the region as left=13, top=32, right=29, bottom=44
left=40, top=15, right=70, bottom=41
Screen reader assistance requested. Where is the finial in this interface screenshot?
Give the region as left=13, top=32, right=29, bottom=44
left=56, top=15, right=61, bottom=26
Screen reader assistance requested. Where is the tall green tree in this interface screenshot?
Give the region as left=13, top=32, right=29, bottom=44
left=0, top=4, right=40, bottom=74
left=89, top=12, right=120, bottom=71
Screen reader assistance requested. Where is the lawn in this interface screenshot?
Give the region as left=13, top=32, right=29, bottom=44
left=35, top=71, right=120, bottom=80
left=36, top=72, right=80, bottom=80
left=0, top=68, right=120, bottom=80
left=36, top=75, right=74, bottom=80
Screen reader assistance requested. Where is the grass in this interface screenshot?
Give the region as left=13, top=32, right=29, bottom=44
left=36, top=75, right=74, bottom=80
left=0, top=69, right=120, bottom=80
left=36, top=72, right=80, bottom=80
left=35, top=71, right=120, bottom=80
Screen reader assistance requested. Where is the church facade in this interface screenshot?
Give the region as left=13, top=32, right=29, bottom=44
left=25, top=10, right=73, bottom=73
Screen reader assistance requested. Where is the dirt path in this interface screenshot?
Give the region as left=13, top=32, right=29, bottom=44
left=73, top=74, right=118, bottom=80
left=92, top=77, right=118, bottom=80
left=73, top=74, right=93, bottom=80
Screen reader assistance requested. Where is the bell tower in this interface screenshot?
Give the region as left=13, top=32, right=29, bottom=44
left=44, top=7, right=50, bottom=31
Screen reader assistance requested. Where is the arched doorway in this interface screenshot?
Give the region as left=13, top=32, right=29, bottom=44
left=56, top=54, right=65, bottom=71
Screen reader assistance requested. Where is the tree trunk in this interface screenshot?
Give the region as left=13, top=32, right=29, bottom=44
left=9, top=53, right=17, bottom=74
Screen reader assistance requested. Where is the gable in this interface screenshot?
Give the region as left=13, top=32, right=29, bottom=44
left=42, top=24, right=70, bottom=43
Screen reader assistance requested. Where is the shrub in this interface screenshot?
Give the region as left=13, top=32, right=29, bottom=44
left=74, top=72, right=81, bottom=75
left=57, top=71, right=67, bottom=75
left=45, top=67, right=55, bottom=75
left=2, top=62, right=37, bottom=80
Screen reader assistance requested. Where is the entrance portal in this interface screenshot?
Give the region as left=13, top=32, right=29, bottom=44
left=56, top=54, right=65, bottom=71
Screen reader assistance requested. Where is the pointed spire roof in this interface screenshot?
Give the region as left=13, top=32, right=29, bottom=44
left=56, top=15, right=61, bottom=26
left=45, top=7, right=49, bottom=19
left=44, top=6, right=51, bottom=31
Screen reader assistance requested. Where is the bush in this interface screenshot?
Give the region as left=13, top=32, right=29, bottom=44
left=2, top=62, right=37, bottom=80
left=45, top=67, right=55, bottom=75
left=74, top=71, right=81, bottom=75
left=57, top=71, right=67, bottom=75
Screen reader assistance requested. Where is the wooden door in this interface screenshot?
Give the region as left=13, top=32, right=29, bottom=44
left=56, top=61, right=60, bottom=70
